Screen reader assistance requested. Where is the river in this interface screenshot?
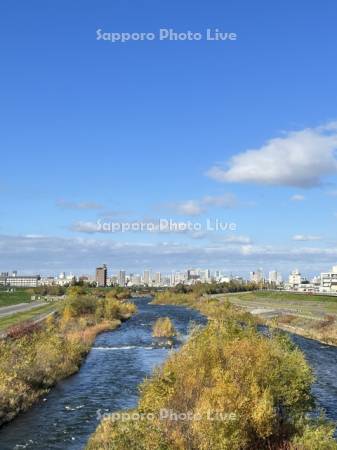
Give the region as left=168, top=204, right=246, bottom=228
left=0, top=297, right=206, bottom=450
left=1, top=297, right=337, bottom=449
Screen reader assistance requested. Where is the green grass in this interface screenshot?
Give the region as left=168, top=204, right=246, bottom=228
left=223, top=290, right=337, bottom=320
left=0, top=303, right=59, bottom=331
left=0, top=289, right=32, bottom=307
left=230, top=290, right=337, bottom=303
left=246, top=291, right=337, bottom=303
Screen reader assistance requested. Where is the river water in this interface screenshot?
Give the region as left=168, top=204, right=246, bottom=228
left=0, top=297, right=206, bottom=450
left=1, top=297, right=337, bottom=449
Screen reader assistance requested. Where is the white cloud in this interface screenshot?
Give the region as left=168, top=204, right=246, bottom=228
left=290, top=194, right=305, bottom=201
left=1, top=234, right=337, bottom=275
left=168, top=194, right=237, bottom=216
left=202, top=194, right=237, bottom=208
left=70, top=221, right=100, bottom=233
left=57, top=199, right=103, bottom=210
left=207, top=122, right=337, bottom=187
left=209, top=234, right=252, bottom=245
left=292, top=234, right=322, bottom=241
left=173, top=200, right=204, bottom=216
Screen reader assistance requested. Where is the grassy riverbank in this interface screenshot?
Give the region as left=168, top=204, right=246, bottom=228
left=0, top=288, right=32, bottom=307
left=0, top=303, right=58, bottom=332
left=87, top=292, right=337, bottom=450
left=0, top=289, right=136, bottom=426
left=225, top=291, right=337, bottom=346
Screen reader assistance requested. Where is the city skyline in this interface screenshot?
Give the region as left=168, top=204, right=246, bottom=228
left=1, top=1, right=337, bottom=275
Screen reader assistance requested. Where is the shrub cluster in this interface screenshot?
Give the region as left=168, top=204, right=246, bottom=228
left=152, top=317, right=176, bottom=338
left=0, top=291, right=136, bottom=426
left=87, top=296, right=337, bottom=450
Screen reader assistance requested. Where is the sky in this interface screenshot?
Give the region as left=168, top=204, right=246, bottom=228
left=1, top=0, right=337, bottom=277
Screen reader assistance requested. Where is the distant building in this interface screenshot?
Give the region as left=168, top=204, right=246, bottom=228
left=268, top=270, right=282, bottom=286
left=96, top=264, right=107, bottom=287
left=288, top=269, right=302, bottom=290
left=39, top=276, right=55, bottom=286
left=6, top=275, right=40, bottom=288
left=220, top=276, right=232, bottom=283
left=187, top=269, right=201, bottom=281
left=143, top=270, right=151, bottom=285
left=199, top=269, right=211, bottom=282
left=53, top=273, right=76, bottom=286
left=118, top=270, right=126, bottom=286
left=130, top=274, right=141, bottom=286
left=155, top=272, right=162, bottom=286
left=320, top=265, right=337, bottom=294
left=250, top=269, right=264, bottom=284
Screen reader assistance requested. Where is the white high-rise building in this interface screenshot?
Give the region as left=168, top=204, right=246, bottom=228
left=143, top=270, right=151, bottom=285
left=268, top=270, right=282, bottom=285
left=288, top=269, right=302, bottom=289
left=155, top=272, right=161, bottom=286
left=250, top=269, right=264, bottom=284
left=320, top=265, right=337, bottom=293
left=200, top=269, right=211, bottom=282
left=118, top=270, right=126, bottom=286
left=130, top=274, right=141, bottom=285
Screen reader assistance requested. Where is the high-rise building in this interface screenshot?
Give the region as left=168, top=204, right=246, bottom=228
left=288, top=269, right=302, bottom=289
left=250, top=269, right=264, bottom=284
left=118, top=270, right=126, bottom=286
left=155, top=272, right=161, bottom=286
left=131, top=274, right=141, bottom=285
left=268, top=270, right=282, bottom=285
left=96, top=264, right=107, bottom=287
left=143, top=270, right=151, bottom=285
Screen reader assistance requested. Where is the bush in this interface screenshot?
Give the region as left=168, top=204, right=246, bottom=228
left=64, top=296, right=97, bottom=317
left=0, top=291, right=136, bottom=426
left=152, top=317, right=176, bottom=338
left=87, top=309, right=337, bottom=450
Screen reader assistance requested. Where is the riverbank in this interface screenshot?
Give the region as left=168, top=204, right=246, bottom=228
left=0, top=296, right=205, bottom=449
left=0, top=291, right=136, bottom=427
left=223, top=291, right=337, bottom=347
left=266, top=319, right=337, bottom=347
left=87, top=292, right=337, bottom=450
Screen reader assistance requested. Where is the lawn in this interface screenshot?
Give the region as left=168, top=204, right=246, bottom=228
left=0, top=303, right=59, bottom=332
left=0, top=289, right=32, bottom=307
left=240, top=290, right=337, bottom=303
left=225, top=290, right=337, bottom=318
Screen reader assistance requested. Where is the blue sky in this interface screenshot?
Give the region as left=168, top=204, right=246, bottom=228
left=1, top=0, right=337, bottom=276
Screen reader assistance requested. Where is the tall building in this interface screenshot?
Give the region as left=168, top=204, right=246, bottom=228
left=143, top=270, right=151, bottom=285
left=187, top=269, right=200, bottom=281
left=96, top=264, right=107, bottom=287
left=118, top=270, right=126, bottom=286
left=288, top=269, right=302, bottom=290
left=250, top=269, right=264, bottom=284
left=200, top=269, right=211, bottom=282
left=268, top=270, right=282, bottom=285
left=155, top=272, right=162, bottom=286
left=131, top=274, right=141, bottom=285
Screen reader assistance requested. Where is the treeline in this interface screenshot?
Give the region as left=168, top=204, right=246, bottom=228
left=30, top=285, right=131, bottom=299
left=170, top=280, right=259, bottom=296
left=87, top=294, right=337, bottom=450
left=30, top=285, right=67, bottom=296
left=0, top=288, right=136, bottom=426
